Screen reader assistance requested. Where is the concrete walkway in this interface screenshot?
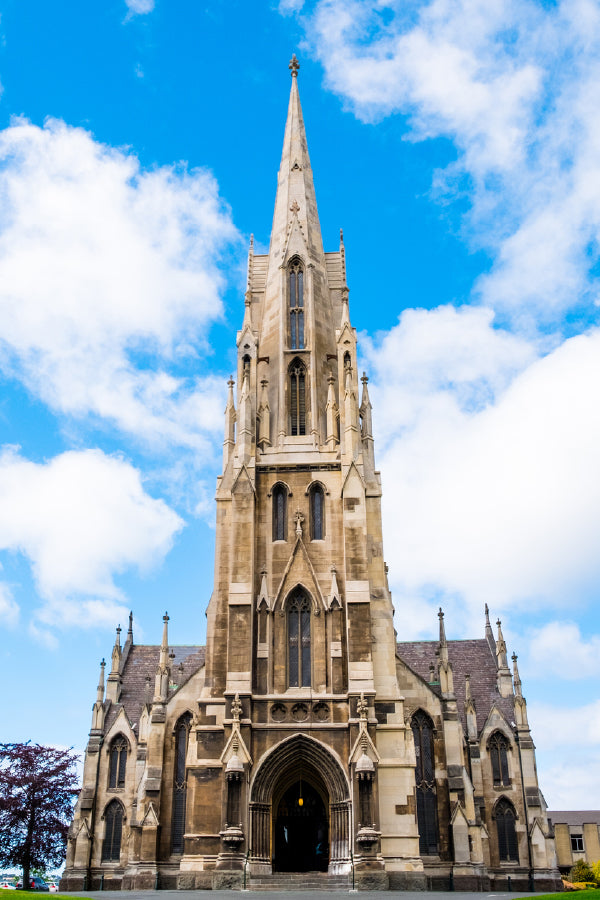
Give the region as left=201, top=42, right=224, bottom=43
left=64, top=892, right=541, bottom=900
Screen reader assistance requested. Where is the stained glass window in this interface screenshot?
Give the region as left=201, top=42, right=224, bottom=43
left=489, top=732, right=510, bottom=786
left=102, top=800, right=123, bottom=862
left=411, top=710, right=438, bottom=855
left=495, top=799, right=519, bottom=862
left=310, top=484, right=324, bottom=540
left=171, top=713, right=192, bottom=854
left=288, top=591, right=311, bottom=688
left=108, top=736, right=128, bottom=789
left=272, top=484, right=287, bottom=541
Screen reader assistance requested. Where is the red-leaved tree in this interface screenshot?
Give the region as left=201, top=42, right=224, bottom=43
left=0, top=743, right=79, bottom=890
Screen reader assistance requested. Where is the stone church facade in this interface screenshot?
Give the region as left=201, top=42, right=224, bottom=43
left=62, top=58, right=561, bottom=892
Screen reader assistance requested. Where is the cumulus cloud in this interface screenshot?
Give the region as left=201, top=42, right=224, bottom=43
left=0, top=582, right=19, bottom=627
left=362, top=309, right=600, bottom=627
left=528, top=699, right=600, bottom=807
left=528, top=621, right=600, bottom=680
left=125, top=0, right=155, bottom=15
left=299, top=0, right=600, bottom=323
left=0, top=118, right=239, bottom=450
left=0, top=447, right=183, bottom=629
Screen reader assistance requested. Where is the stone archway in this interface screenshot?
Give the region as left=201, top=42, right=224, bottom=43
left=249, top=734, right=351, bottom=874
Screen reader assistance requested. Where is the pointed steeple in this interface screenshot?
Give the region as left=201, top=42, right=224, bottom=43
left=512, top=651, right=522, bottom=699
left=223, top=377, right=236, bottom=469
left=512, top=651, right=529, bottom=727
left=484, top=603, right=495, bottom=652
left=96, top=658, right=106, bottom=704
left=495, top=618, right=513, bottom=698
left=154, top=612, right=170, bottom=704
left=237, top=360, right=253, bottom=462
left=105, top=625, right=122, bottom=702
left=269, top=55, right=324, bottom=262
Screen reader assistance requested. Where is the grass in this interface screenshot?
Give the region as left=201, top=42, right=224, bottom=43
left=516, top=893, right=599, bottom=900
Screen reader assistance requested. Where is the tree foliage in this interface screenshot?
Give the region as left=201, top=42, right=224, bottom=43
left=569, top=859, right=596, bottom=884
left=0, top=743, right=79, bottom=889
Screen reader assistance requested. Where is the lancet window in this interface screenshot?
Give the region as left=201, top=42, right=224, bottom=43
left=289, top=259, right=304, bottom=350
left=289, top=360, right=306, bottom=436
left=411, top=710, right=438, bottom=855
left=309, top=483, right=325, bottom=540
left=272, top=483, right=287, bottom=541
left=489, top=731, right=510, bottom=786
left=288, top=589, right=311, bottom=688
left=108, top=736, right=128, bottom=789
left=101, top=800, right=124, bottom=862
left=495, top=798, right=519, bottom=862
left=171, top=712, right=192, bottom=855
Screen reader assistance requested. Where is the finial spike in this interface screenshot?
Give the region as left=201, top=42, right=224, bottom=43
left=289, top=54, right=300, bottom=77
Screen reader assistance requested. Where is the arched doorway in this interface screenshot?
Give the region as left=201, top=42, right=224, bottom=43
left=273, top=780, right=328, bottom=872
left=249, top=734, right=350, bottom=874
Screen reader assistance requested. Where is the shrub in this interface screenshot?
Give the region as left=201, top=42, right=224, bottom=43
left=570, top=861, right=596, bottom=884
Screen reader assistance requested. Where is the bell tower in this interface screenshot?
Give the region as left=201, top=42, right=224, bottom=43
left=200, top=56, right=422, bottom=885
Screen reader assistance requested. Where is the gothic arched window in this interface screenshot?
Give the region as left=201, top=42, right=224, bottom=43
left=171, top=712, right=192, bottom=855
left=108, top=736, right=128, bottom=789
left=289, top=360, right=306, bottom=436
left=411, top=710, right=438, bottom=855
left=289, top=259, right=304, bottom=350
left=495, top=798, right=519, bottom=862
left=288, top=589, right=311, bottom=688
left=272, top=483, right=287, bottom=541
left=309, top=484, right=325, bottom=540
left=489, top=731, right=510, bottom=786
left=102, top=800, right=124, bottom=862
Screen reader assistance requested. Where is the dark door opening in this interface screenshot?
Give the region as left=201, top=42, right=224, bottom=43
left=273, top=780, right=328, bottom=872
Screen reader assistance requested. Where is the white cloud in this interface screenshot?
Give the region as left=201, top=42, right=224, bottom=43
left=529, top=621, right=600, bottom=680
left=0, top=582, right=19, bottom=627
left=125, top=0, right=155, bottom=14
left=279, top=0, right=305, bottom=15
left=299, top=0, right=600, bottom=322
left=364, top=309, right=600, bottom=622
left=0, top=118, right=239, bottom=450
left=529, top=699, right=600, bottom=807
left=0, top=446, right=183, bottom=628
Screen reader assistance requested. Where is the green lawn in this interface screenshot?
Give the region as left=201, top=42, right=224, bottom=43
left=517, top=892, right=598, bottom=900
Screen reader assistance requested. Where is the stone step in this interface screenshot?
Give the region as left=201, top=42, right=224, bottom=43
left=248, top=872, right=351, bottom=891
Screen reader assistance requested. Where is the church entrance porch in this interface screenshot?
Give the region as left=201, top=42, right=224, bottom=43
left=273, top=780, right=328, bottom=872
left=249, top=734, right=351, bottom=875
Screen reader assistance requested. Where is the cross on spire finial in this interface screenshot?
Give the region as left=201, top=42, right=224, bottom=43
left=289, top=54, right=300, bottom=77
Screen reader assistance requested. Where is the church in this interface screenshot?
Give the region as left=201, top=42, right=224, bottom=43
left=62, top=58, right=561, bottom=892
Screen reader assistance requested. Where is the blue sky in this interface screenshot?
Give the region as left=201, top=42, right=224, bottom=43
left=0, top=0, right=599, bottom=810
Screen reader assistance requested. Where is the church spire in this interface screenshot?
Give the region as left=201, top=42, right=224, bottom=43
left=269, top=55, right=324, bottom=262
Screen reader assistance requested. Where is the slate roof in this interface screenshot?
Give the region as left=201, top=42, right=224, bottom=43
left=547, top=811, right=600, bottom=827
left=397, top=638, right=515, bottom=736
left=104, top=644, right=206, bottom=734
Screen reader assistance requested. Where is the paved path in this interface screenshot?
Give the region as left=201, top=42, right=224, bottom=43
left=64, top=892, right=538, bottom=900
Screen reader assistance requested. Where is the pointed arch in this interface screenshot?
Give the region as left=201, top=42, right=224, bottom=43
left=488, top=730, right=511, bottom=786
left=410, top=709, right=438, bottom=855
left=286, top=586, right=311, bottom=688
left=308, top=482, right=325, bottom=540
left=289, top=357, right=306, bottom=436
left=494, top=797, right=519, bottom=862
left=108, top=734, right=129, bottom=789
left=288, top=257, right=304, bottom=350
left=171, top=712, right=192, bottom=855
left=271, top=482, right=288, bottom=541
left=101, top=799, right=125, bottom=862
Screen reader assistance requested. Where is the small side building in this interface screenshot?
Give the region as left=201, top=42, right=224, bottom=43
left=547, top=811, right=600, bottom=875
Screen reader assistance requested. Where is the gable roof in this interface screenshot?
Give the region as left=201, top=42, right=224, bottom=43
left=104, top=644, right=205, bottom=734
left=397, top=638, right=515, bottom=736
